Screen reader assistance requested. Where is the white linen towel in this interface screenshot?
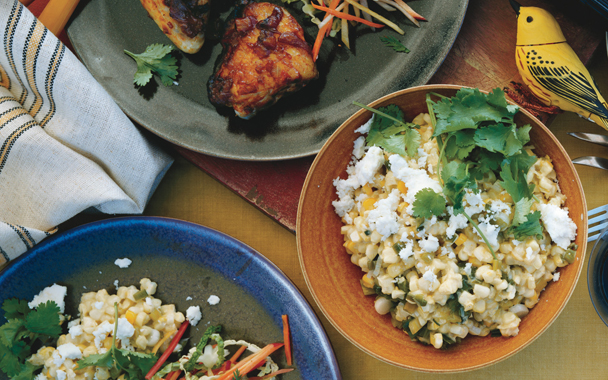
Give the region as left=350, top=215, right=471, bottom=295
left=0, top=0, right=173, bottom=266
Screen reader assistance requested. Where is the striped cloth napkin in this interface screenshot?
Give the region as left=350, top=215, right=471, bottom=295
left=0, top=0, right=173, bottom=266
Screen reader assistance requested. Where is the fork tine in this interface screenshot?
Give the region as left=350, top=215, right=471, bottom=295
left=589, top=204, right=608, bottom=218
left=588, top=204, right=608, bottom=242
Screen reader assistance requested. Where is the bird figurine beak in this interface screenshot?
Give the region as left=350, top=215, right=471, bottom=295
left=509, top=0, right=521, bottom=16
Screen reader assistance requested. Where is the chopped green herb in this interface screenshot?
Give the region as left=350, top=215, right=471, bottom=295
left=124, top=44, right=179, bottom=87
left=133, top=289, right=149, bottom=301
left=380, top=36, right=410, bottom=53
left=0, top=299, right=62, bottom=379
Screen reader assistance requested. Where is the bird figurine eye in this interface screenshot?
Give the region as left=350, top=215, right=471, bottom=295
left=526, top=16, right=533, bottom=23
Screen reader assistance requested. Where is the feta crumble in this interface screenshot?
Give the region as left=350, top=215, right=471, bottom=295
left=207, top=295, right=220, bottom=305
left=186, top=305, right=202, bottom=326
left=114, top=258, right=132, bottom=268
left=29, top=284, right=67, bottom=313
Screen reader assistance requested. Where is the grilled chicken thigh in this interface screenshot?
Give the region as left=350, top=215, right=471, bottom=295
left=208, top=1, right=318, bottom=119
left=140, top=0, right=211, bottom=54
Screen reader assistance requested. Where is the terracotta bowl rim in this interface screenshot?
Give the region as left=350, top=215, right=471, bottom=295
left=296, top=84, right=587, bottom=372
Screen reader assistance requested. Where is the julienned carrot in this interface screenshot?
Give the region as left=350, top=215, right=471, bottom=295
left=312, top=0, right=342, bottom=61
left=248, top=368, right=296, bottom=380
left=229, top=345, right=248, bottom=363
left=281, top=315, right=292, bottom=366
left=145, top=320, right=190, bottom=380
left=215, top=343, right=284, bottom=380
left=165, top=370, right=181, bottom=380
left=310, top=3, right=385, bottom=28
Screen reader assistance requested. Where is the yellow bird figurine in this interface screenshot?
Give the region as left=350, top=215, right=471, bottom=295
left=510, top=0, right=608, bottom=129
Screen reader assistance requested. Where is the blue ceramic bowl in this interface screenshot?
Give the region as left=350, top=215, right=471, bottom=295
left=588, top=226, right=608, bottom=327
left=0, top=217, right=341, bottom=380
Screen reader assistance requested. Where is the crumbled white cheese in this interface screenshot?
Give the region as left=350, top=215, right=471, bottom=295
left=553, top=272, right=561, bottom=282
left=474, top=216, right=500, bottom=249
left=463, top=190, right=485, bottom=215
left=57, top=343, right=82, bottom=360
left=29, top=284, right=67, bottom=313
left=525, top=247, right=533, bottom=260
left=355, top=146, right=384, bottom=186
left=367, top=189, right=401, bottom=240
left=56, top=370, right=67, bottom=380
left=446, top=207, right=468, bottom=239
left=69, top=325, right=83, bottom=339
left=538, top=203, right=577, bottom=249
left=398, top=240, right=414, bottom=261
left=207, top=295, right=220, bottom=305
left=354, top=115, right=373, bottom=134
left=186, top=306, right=202, bottom=326
left=34, top=373, right=48, bottom=380
left=419, top=234, right=439, bottom=253
left=352, top=136, right=367, bottom=159
left=422, top=269, right=438, bottom=287
left=53, top=343, right=82, bottom=367
left=388, top=154, right=443, bottom=209
left=114, top=258, right=132, bottom=268
left=93, top=321, right=114, bottom=350
left=94, top=301, right=104, bottom=310
left=186, top=296, right=193, bottom=301
left=116, top=318, right=135, bottom=341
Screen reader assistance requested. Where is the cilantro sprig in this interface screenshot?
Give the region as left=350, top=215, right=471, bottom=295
left=124, top=44, right=179, bottom=87
left=353, top=102, right=421, bottom=157
left=76, top=303, right=157, bottom=379
left=380, top=36, right=410, bottom=53
left=0, top=299, right=62, bottom=379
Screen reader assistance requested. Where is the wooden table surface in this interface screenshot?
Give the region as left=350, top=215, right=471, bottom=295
left=24, top=0, right=608, bottom=378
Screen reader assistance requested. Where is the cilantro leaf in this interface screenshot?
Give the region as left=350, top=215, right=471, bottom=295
left=441, top=161, right=476, bottom=214
left=431, top=88, right=519, bottom=136
left=512, top=197, right=535, bottom=226
left=24, top=301, right=61, bottom=337
left=0, top=319, right=24, bottom=347
left=445, top=130, right=476, bottom=160
left=124, top=44, right=179, bottom=87
left=2, top=299, right=30, bottom=320
left=511, top=211, right=543, bottom=239
left=362, top=104, right=421, bottom=157
left=412, top=188, right=446, bottom=218
left=77, top=351, right=114, bottom=370
left=0, top=341, right=23, bottom=377
left=10, top=361, right=40, bottom=380
left=498, top=161, right=534, bottom=203
left=380, top=36, right=410, bottom=53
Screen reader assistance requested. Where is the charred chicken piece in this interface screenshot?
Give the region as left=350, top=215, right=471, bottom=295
left=208, top=2, right=318, bottom=119
left=140, top=0, right=211, bottom=54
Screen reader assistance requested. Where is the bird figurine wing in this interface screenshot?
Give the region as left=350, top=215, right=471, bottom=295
left=511, top=1, right=608, bottom=129
left=525, top=52, right=608, bottom=123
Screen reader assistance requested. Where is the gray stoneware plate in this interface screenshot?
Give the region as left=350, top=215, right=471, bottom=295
left=67, top=0, right=468, bottom=160
left=0, top=217, right=341, bottom=379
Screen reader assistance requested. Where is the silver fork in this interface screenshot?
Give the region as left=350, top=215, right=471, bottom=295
left=589, top=204, right=608, bottom=242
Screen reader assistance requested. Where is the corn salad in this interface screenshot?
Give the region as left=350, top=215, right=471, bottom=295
left=29, top=279, right=185, bottom=380
left=332, top=113, right=577, bottom=349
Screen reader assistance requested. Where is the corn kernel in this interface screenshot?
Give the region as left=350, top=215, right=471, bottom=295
left=397, top=180, right=407, bottom=194
left=455, top=233, right=467, bottom=246
left=125, top=310, right=137, bottom=325
left=344, top=241, right=357, bottom=254
left=362, top=198, right=377, bottom=210
left=362, top=184, right=373, bottom=196
left=498, top=192, right=512, bottom=203
left=361, top=274, right=374, bottom=288
left=397, top=202, right=409, bottom=214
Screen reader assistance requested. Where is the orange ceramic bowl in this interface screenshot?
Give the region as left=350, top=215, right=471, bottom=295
left=296, top=85, right=587, bottom=372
